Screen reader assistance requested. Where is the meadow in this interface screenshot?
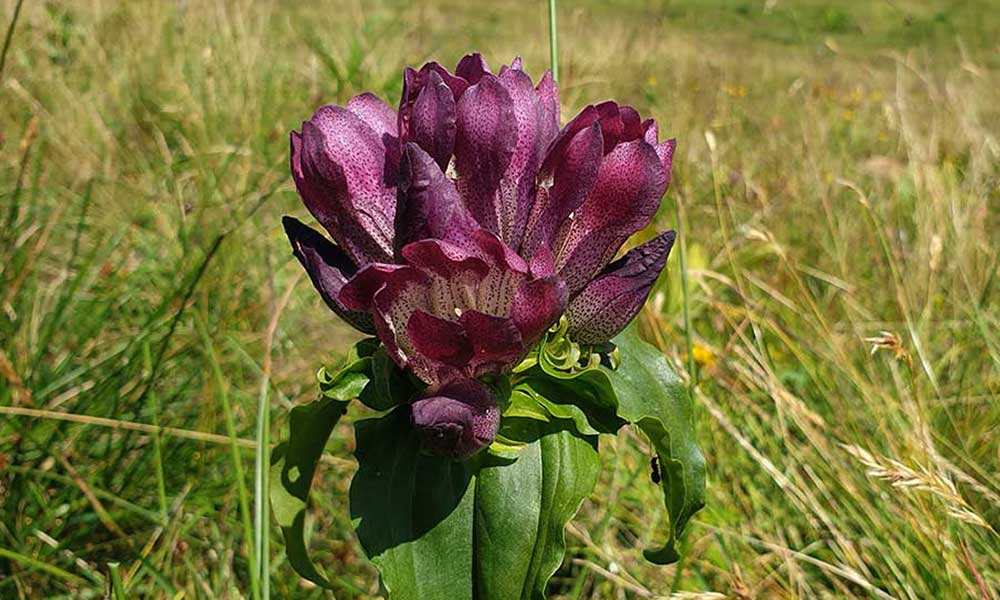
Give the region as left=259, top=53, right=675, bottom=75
left=1, top=0, right=998, bottom=597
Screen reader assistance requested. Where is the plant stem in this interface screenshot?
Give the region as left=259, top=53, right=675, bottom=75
left=0, top=0, right=25, bottom=80
left=195, top=314, right=259, bottom=600
left=109, top=562, right=126, bottom=600
left=142, top=341, right=169, bottom=519
left=254, top=376, right=271, bottom=600
left=675, top=196, right=696, bottom=392
left=548, top=0, right=559, bottom=82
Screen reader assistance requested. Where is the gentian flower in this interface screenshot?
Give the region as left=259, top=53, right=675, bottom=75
left=284, top=53, right=676, bottom=458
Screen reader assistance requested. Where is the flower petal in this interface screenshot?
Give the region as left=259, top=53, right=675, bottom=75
left=535, top=69, right=560, bottom=144
left=455, top=52, right=491, bottom=84
left=281, top=216, right=375, bottom=334
left=566, top=230, right=676, bottom=343
left=655, top=138, right=676, bottom=189
left=497, top=66, right=551, bottom=248
left=347, top=93, right=398, bottom=146
left=339, top=263, right=414, bottom=312
left=405, top=70, right=457, bottom=171
left=554, top=139, right=668, bottom=295
left=407, top=310, right=473, bottom=367
left=453, top=74, right=516, bottom=238
left=595, top=101, right=644, bottom=150
left=400, top=238, right=490, bottom=280
left=522, top=120, right=604, bottom=259
left=293, top=106, right=396, bottom=265
left=395, top=143, right=479, bottom=250
left=459, top=310, right=525, bottom=371
left=511, top=275, right=568, bottom=343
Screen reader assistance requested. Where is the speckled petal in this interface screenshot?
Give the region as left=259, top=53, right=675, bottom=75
left=395, top=144, right=479, bottom=250
left=534, top=69, right=560, bottom=145
left=455, top=52, right=491, bottom=84
left=511, top=275, right=567, bottom=343
left=338, top=263, right=413, bottom=312
left=554, top=139, right=668, bottom=295
left=522, top=121, right=604, bottom=259
left=655, top=138, right=676, bottom=189
left=453, top=74, right=517, bottom=237
left=642, top=118, right=676, bottom=187
left=497, top=66, right=550, bottom=248
left=400, top=238, right=490, bottom=280
left=405, top=70, right=457, bottom=171
left=293, top=106, right=396, bottom=265
left=407, top=311, right=473, bottom=367
left=459, top=310, right=525, bottom=370
left=566, top=230, right=676, bottom=343
left=347, top=93, right=398, bottom=146
left=370, top=267, right=441, bottom=380
left=281, top=216, right=375, bottom=334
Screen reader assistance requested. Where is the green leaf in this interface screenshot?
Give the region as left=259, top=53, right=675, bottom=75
left=516, top=375, right=623, bottom=435
left=598, top=323, right=706, bottom=563
left=358, top=346, right=416, bottom=411
left=474, top=420, right=599, bottom=599
left=508, top=384, right=602, bottom=437
left=270, top=396, right=349, bottom=588
left=350, top=409, right=477, bottom=599
left=317, top=337, right=377, bottom=401
left=271, top=338, right=375, bottom=587
left=350, top=410, right=600, bottom=600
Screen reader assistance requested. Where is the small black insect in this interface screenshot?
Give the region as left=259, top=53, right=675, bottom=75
left=650, top=455, right=661, bottom=484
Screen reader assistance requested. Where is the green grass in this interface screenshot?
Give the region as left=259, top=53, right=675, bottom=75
left=1, top=0, right=998, bottom=597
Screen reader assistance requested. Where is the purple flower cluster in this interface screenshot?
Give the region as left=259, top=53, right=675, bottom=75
left=284, top=54, right=675, bottom=457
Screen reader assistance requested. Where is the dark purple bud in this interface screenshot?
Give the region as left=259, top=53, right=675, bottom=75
left=410, top=379, right=500, bottom=459
left=281, top=216, right=375, bottom=334
left=566, top=231, right=676, bottom=343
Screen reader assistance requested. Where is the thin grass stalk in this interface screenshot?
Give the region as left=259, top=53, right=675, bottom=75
left=253, top=376, right=271, bottom=599
left=0, top=0, right=25, bottom=79
left=142, top=341, right=169, bottom=519
left=109, top=562, right=126, bottom=600
left=668, top=192, right=697, bottom=596
left=195, top=314, right=259, bottom=600
left=548, top=0, right=558, bottom=82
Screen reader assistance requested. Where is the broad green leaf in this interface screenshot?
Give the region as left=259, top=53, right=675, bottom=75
left=317, top=337, right=377, bottom=401
left=359, top=346, right=415, bottom=411
left=350, top=409, right=477, bottom=600
left=271, top=338, right=374, bottom=587
left=598, top=323, right=706, bottom=563
left=350, top=410, right=600, bottom=600
left=522, top=322, right=705, bottom=563
left=508, top=384, right=603, bottom=437
left=270, top=396, right=349, bottom=588
left=517, top=375, right=623, bottom=435
left=474, top=420, right=599, bottom=600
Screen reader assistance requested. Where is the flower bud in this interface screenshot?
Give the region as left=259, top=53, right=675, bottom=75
left=410, top=379, right=499, bottom=459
